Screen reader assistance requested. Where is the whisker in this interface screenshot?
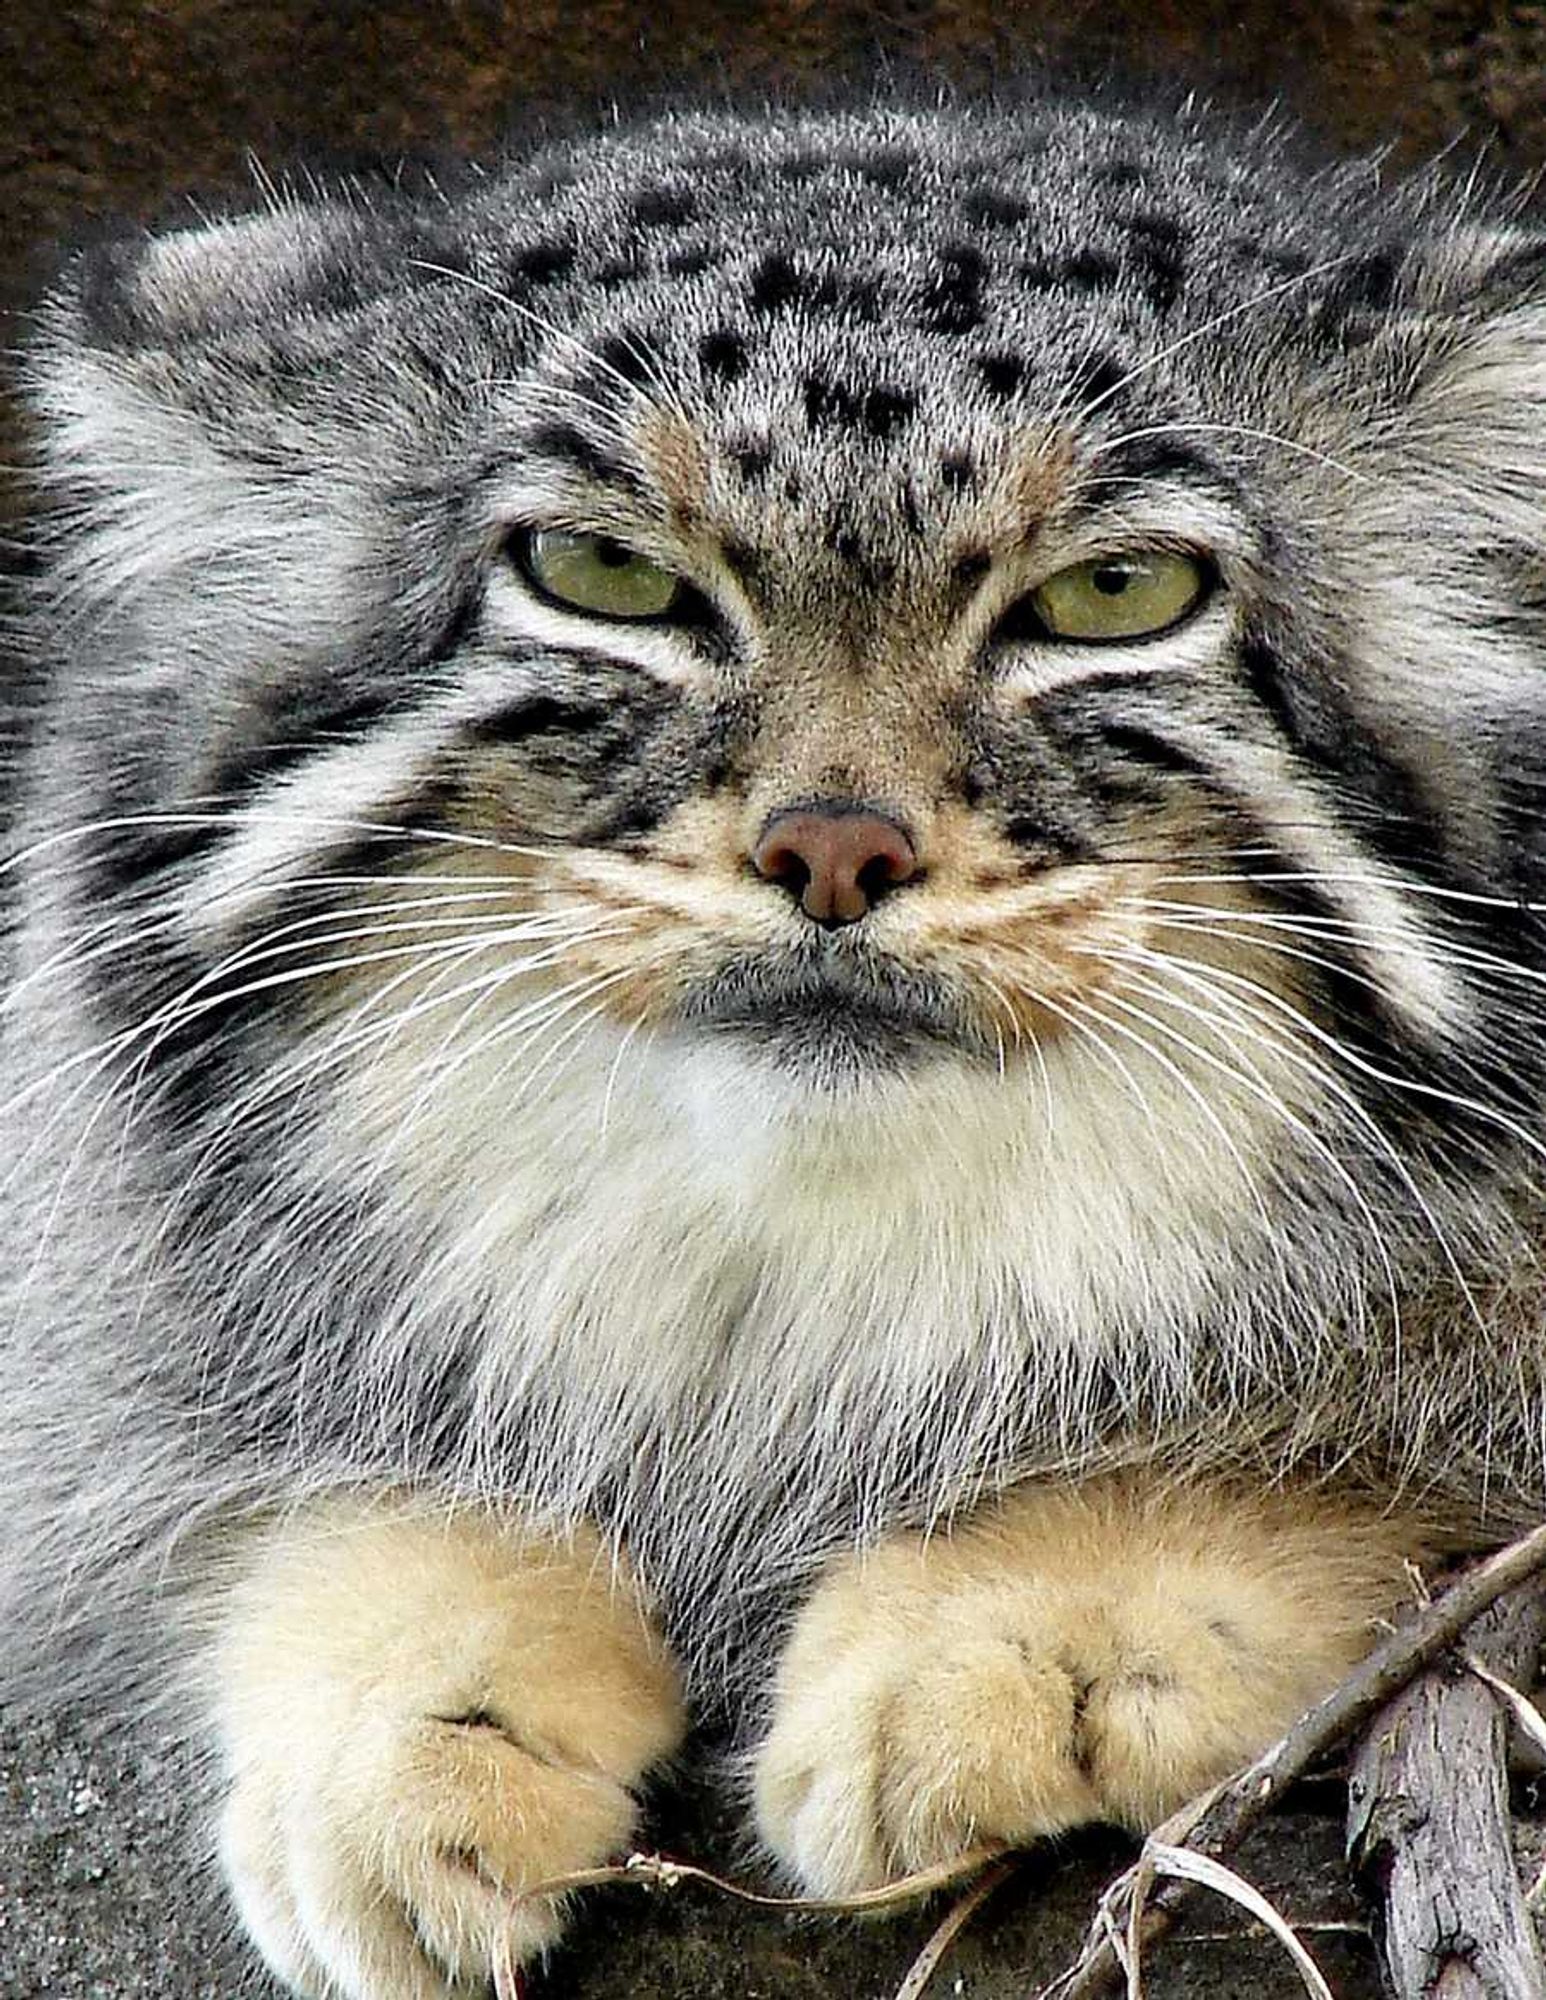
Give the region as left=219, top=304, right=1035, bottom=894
left=1090, top=417, right=1372, bottom=489
left=1086, top=944, right=1496, bottom=1328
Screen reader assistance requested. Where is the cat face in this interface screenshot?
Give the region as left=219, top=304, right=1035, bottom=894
left=24, top=99, right=1546, bottom=1200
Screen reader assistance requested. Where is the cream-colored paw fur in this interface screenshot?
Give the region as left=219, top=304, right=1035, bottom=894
left=210, top=1499, right=685, bottom=1999
left=754, top=1478, right=1430, bottom=1894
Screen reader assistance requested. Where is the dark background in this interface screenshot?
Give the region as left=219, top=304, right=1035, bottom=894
left=5, top=1, right=1546, bottom=313
left=3, top=4, right=1546, bottom=1996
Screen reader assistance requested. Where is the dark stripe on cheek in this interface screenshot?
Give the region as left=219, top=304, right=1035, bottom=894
left=205, top=594, right=482, bottom=803
left=1240, top=635, right=1302, bottom=747
left=1000, top=810, right=1094, bottom=863
left=585, top=790, right=670, bottom=844
left=1240, top=632, right=1448, bottom=880
left=467, top=696, right=609, bottom=745
left=207, top=692, right=400, bottom=801
left=1096, top=723, right=1215, bottom=780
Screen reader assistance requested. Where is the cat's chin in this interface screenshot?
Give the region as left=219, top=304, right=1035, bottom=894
left=677, top=948, right=991, bottom=1087
left=695, top=998, right=976, bottom=1088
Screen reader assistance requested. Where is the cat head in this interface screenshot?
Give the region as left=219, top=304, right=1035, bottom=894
left=20, top=99, right=1546, bottom=1213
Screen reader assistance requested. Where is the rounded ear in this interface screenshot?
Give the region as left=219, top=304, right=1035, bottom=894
left=68, top=198, right=369, bottom=352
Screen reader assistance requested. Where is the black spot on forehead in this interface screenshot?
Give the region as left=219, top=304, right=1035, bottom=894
left=729, top=437, right=772, bottom=483
left=1123, top=213, right=1189, bottom=314
left=747, top=252, right=883, bottom=322
left=748, top=253, right=802, bottom=313
left=863, top=386, right=916, bottom=440
left=1310, top=247, right=1402, bottom=346
left=561, top=351, right=632, bottom=413
left=1065, top=249, right=1121, bottom=292
left=593, top=329, right=658, bottom=386
left=630, top=187, right=697, bottom=228
left=802, top=377, right=916, bottom=442
left=833, top=146, right=914, bottom=186
left=961, top=189, right=1029, bottom=228
left=699, top=330, right=748, bottom=381
left=977, top=353, right=1027, bottom=401
left=826, top=518, right=895, bottom=588
left=508, top=237, right=576, bottom=285
left=1231, top=237, right=1311, bottom=279
left=1072, top=352, right=1131, bottom=408
left=918, top=244, right=987, bottom=336
left=667, top=246, right=717, bottom=276
left=1126, top=211, right=1188, bottom=247
left=940, top=452, right=977, bottom=492
left=593, top=253, right=649, bottom=290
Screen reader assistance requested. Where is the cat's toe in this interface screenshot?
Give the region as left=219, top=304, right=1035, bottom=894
left=752, top=1619, right=1103, bottom=1894
left=220, top=1709, right=650, bottom=1998
left=753, top=1486, right=1414, bottom=1897
left=212, top=1504, right=686, bottom=1998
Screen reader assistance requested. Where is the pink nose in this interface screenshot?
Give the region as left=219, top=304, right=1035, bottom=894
left=751, top=805, right=919, bottom=926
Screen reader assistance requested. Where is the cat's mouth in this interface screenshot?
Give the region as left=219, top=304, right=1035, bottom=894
left=680, top=945, right=990, bottom=1076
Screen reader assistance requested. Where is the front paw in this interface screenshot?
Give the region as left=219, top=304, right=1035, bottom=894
left=212, top=1504, right=685, bottom=1999
left=752, top=1482, right=1418, bottom=1895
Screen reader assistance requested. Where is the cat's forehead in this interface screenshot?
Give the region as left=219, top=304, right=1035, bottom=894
left=443, top=105, right=1321, bottom=558
left=468, top=102, right=1314, bottom=373
left=71, top=96, right=1388, bottom=562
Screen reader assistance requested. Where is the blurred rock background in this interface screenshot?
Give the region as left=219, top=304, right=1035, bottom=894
left=4, top=3, right=1546, bottom=1995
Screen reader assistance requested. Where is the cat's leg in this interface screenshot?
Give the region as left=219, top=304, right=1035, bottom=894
left=753, top=1477, right=1430, bottom=1894
left=209, top=1497, right=684, bottom=1999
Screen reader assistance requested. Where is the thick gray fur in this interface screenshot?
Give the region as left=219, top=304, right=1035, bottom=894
left=6, top=89, right=1546, bottom=1725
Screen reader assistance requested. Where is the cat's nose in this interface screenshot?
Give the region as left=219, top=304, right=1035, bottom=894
left=752, top=804, right=919, bottom=927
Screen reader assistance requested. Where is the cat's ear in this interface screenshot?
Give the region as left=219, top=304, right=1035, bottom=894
left=26, top=199, right=362, bottom=495
left=22, top=197, right=411, bottom=632
left=67, top=199, right=369, bottom=349
left=1419, top=217, right=1546, bottom=315
left=1359, top=217, right=1546, bottom=517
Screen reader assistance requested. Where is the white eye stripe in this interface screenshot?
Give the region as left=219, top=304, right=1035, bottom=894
left=485, top=561, right=710, bottom=690
left=996, top=595, right=1232, bottom=702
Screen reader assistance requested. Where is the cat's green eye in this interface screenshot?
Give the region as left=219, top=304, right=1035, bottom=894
left=517, top=528, right=683, bottom=621
left=1028, top=551, right=1209, bottom=642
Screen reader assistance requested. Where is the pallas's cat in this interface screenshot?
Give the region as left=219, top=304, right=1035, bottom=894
left=5, top=87, right=1546, bottom=1996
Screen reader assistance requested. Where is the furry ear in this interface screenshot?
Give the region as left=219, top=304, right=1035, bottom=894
left=1415, top=217, right=1546, bottom=316
left=65, top=197, right=380, bottom=352
left=20, top=201, right=405, bottom=661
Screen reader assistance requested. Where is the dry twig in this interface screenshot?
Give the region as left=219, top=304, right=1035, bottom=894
left=1349, top=1580, right=1546, bottom=2000
left=487, top=1520, right=1546, bottom=2000
left=890, top=1853, right=1022, bottom=2000
left=1037, top=1518, right=1546, bottom=2000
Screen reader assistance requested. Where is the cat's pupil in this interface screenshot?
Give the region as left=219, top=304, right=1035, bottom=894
left=596, top=540, right=633, bottom=569
left=1092, top=565, right=1132, bottom=596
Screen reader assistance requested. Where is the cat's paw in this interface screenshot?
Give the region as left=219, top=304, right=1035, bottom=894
left=753, top=1482, right=1416, bottom=1895
left=211, top=1504, right=685, bottom=1999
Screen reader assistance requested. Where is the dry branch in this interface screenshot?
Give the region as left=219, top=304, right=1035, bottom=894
left=1348, top=1580, right=1546, bottom=2000
left=1039, top=1519, right=1546, bottom=2000
left=490, top=1522, right=1546, bottom=2000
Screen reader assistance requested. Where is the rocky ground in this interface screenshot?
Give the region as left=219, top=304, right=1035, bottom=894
left=6, top=5, right=1546, bottom=1998
left=1, top=1708, right=1394, bottom=2000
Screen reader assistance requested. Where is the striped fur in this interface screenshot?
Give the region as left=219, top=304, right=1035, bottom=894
left=7, top=87, right=1546, bottom=1981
